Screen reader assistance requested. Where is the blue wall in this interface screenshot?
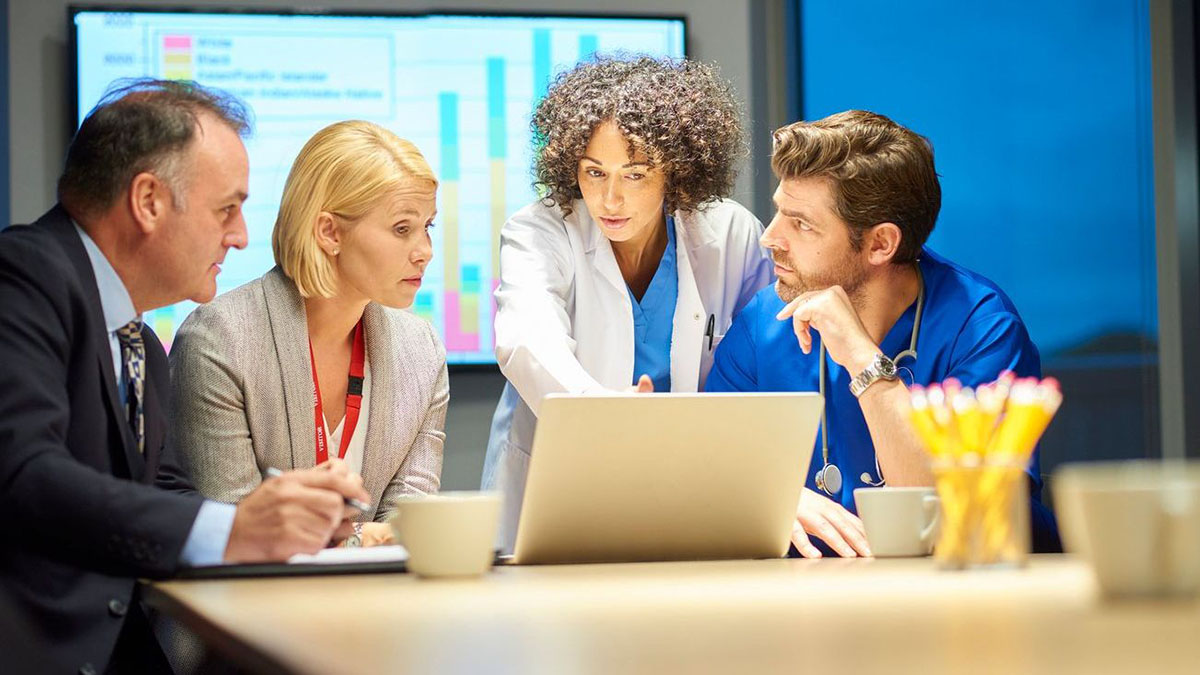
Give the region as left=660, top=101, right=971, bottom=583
left=800, top=0, right=1156, bottom=361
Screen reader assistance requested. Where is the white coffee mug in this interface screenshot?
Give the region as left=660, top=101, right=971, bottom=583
left=854, top=487, right=941, bottom=557
left=1056, top=460, right=1200, bottom=597
left=389, top=492, right=502, bottom=578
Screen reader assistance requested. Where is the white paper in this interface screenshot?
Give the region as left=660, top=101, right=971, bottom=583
left=287, top=545, right=409, bottom=565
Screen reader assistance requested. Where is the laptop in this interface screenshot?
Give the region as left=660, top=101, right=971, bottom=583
left=511, top=392, right=821, bottom=565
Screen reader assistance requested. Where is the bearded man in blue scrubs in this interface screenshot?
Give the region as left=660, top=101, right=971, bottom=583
left=707, top=110, right=1060, bottom=558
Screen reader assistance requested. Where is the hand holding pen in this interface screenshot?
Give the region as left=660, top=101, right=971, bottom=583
left=223, top=460, right=373, bottom=563
left=266, top=466, right=372, bottom=513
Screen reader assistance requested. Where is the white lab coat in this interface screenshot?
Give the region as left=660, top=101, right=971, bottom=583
left=481, top=198, right=775, bottom=552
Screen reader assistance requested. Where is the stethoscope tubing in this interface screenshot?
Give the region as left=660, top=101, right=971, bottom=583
left=815, top=266, right=925, bottom=496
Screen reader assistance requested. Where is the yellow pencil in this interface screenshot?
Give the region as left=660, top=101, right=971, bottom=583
left=909, top=387, right=949, bottom=458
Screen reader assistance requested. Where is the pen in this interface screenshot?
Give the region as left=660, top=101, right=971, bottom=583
left=704, top=313, right=716, bottom=351
left=265, top=467, right=372, bottom=513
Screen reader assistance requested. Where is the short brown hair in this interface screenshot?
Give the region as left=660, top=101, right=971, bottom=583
left=771, top=110, right=940, bottom=264
left=59, top=78, right=251, bottom=218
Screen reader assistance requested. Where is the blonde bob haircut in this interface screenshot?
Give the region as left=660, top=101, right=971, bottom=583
left=272, top=120, right=438, bottom=298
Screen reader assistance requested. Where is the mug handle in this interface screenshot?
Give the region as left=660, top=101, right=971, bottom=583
left=920, top=494, right=942, bottom=549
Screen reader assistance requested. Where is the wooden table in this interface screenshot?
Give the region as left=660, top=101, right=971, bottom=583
left=144, top=555, right=1200, bottom=674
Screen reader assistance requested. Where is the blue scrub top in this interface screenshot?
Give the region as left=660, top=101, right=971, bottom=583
left=628, top=216, right=677, bottom=392
left=706, top=247, right=1060, bottom=552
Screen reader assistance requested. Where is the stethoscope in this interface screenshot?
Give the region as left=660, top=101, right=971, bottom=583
left=813, top=267, right=925, bottom=497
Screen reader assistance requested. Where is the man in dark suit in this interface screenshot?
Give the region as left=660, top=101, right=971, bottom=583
left=0, top=80, right=371, bottom=674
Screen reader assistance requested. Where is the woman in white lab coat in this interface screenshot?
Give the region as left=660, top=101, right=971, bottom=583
left=483, top=56, right=774, bottom=551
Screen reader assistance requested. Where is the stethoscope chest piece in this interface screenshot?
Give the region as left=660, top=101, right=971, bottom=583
left=815, top=462, right=842, bottom=496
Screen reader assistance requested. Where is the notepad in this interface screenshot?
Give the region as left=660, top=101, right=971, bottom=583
left=287, top=545, right=409, bottom=565
left=174, top=545, right=411, bottom=579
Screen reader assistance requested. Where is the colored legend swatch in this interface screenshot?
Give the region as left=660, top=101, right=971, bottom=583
left=162, top=35, right=193, bottom=80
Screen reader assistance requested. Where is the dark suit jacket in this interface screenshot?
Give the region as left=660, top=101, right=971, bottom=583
left=0, top=206, right=205, bottom=674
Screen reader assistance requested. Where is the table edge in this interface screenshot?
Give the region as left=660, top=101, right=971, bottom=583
left=142, top=580, right=295, bottom=675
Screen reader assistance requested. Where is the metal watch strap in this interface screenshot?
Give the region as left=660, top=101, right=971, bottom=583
left=346, top=522, right=364, bottom=547
left=849, top=352, right=898, bottom=398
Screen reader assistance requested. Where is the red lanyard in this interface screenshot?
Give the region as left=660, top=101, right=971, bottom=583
left=310, top=319, right=366, bottom=464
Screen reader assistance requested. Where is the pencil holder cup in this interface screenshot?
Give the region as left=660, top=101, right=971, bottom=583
left=909, top=374, right=1056, bottom=570
left=932, top=456, right=1029, bottom=570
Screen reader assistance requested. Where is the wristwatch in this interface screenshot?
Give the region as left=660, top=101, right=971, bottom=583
left=345, top=522, right=363, bottom=548
left=849, top=352, right=899, bottom=398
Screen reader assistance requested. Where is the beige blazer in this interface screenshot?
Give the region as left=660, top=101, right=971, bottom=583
left=169, top=267, right=447, bottom=522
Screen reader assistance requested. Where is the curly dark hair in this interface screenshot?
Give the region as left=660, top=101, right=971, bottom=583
left=532, top=55, right=745, bottom=215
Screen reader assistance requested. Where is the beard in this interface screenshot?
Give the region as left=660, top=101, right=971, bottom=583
left=772, top=250, right=867, bottom=304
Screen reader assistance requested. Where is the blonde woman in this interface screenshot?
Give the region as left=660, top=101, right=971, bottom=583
left=170, top=120, right=447, bottom=547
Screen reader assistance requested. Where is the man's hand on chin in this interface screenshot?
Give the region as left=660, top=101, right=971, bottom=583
left=775, top=285, right=878, bottom=374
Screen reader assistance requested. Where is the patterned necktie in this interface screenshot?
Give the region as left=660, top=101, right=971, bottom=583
left=116, top=320, right=145, bottom=455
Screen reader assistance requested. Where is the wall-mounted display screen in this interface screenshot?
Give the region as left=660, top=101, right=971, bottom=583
left=73, top=9, right=686, bottom=363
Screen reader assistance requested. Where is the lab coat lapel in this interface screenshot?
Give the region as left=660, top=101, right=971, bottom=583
left=670, top=212, right=705, bottom=392
left=577, top=208, right=635, bottom=388
left=580, top=210, right=629, bottom=299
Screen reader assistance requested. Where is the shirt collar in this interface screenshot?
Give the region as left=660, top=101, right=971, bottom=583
left=73, top=222, right=139, bottom=333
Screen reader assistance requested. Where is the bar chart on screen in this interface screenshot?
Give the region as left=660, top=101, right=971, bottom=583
left=74, top=10, right=684, bottom=362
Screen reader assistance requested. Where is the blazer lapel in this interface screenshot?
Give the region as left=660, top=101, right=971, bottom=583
left=360, top=304, right=401, bottom=516
left=262, top=267, right=317, bottom=471
left=39, top=207, right=142, bottom=476
left=95, top=356, right=143, bottom=478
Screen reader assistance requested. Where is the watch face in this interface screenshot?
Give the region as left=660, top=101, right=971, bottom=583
left=878, top=354, right=898, bottom=377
